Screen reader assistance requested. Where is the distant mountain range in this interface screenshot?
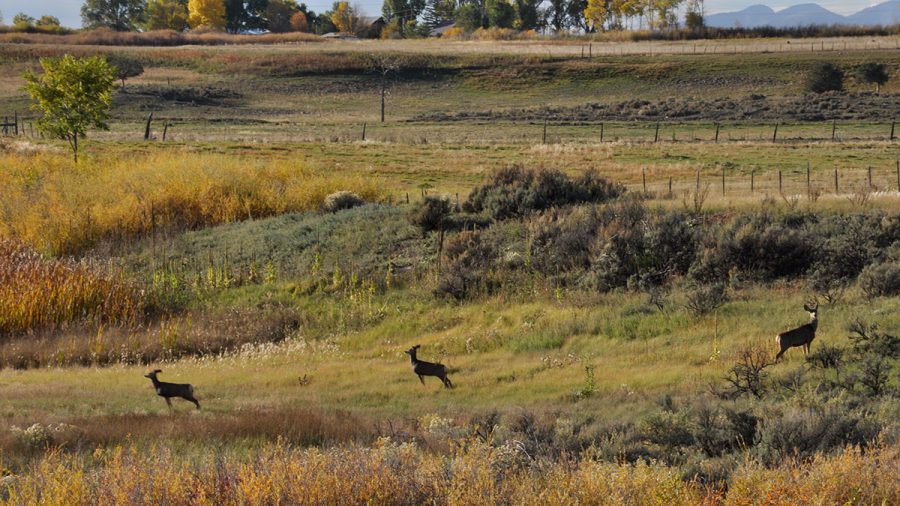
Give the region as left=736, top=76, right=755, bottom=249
left=706, top=1, right=900, bottom=28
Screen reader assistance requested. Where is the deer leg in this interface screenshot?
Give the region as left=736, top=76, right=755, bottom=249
left=443, top=375, right=453, bottom=389
left=804, top=343, right=810, bottom=355
left=165, top=397, right=172, bottom=410
left=775, top=348, right=785, bottom=362
left=185, top=395, right=200, bottom=410
left=418, top=375, right=425, bottom=385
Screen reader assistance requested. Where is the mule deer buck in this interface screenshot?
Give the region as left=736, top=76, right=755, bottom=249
left=775, top=301, right=818, bottom=362
left=405, top=345, right=453, bottom=388
left=144, top=369, right=200, bottom=410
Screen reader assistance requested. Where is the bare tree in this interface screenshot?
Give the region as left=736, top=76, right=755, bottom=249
left=721, top=347, right=773, bottom=399
left=368, top=54, right=400, bottom=123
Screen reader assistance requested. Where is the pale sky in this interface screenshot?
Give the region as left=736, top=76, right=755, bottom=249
left=0, top=0, right=883, bottom=29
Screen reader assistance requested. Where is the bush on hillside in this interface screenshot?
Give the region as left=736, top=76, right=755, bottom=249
left=436, top=230, right=497, bottom=300
left=463, top=166, right=624, bottom=220
left=528, top=206, right=602, bottom=279
left=753, top=406, right=879, bottom=466
left=323, top=191, right=365, bottom=213
left=858, top=262, right=900, bottom=299
left=805, top=62, right=844, bottom=93
left=590, top=203, right=698, bottom=290
left=690, top=213, right=818, bottom=283
left=408, top=196, right=452, bottom=234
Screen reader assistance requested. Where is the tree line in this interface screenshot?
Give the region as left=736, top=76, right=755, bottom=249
left=3, top=0, right=708, bottom=37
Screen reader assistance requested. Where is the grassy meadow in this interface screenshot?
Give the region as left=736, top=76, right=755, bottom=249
left=0, top=37, right=899, bottom=504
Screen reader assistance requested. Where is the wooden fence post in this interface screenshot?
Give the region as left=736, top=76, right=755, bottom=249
left=868, top=166, right=872, bottom=191
left=600, top=122, right=604, bottom=142
left=714, top=122, right=720, bottom=143
left=642, top=168, right=647, bottom=193
left=668, top=176, right=673, bottom=198
left=14, top=112, right=18, bottom=136
left=542, top=120, right=547, bottom=144
left=806, top=161, right=811, bottom=198
left=654, top=122, right=660, bottom=143
left=362, top=122, right=366, bottom=141
left=144, top=112, right=153, bottom=140
left=831, top=119, right=836, bottom=141
left=751, top=170, right=755, bottom=192
left=778, top=170, right=782, bottom=192
left=162, top=121, right=169, bottom=141
left=834, top=168, right=839, bottom=194
left=891, top=119, right=896, bottom=141
left=772, top=123, right=779, bottom=143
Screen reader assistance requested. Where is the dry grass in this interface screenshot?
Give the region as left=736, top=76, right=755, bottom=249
left=0, top=240, right=144, bottom=336
left=0, top=406, right=374, bottom=460
left=1, top=440, right=896, bottom=505
left=0, top=148, right=384, bottom=255
left=0, top=307, right=302, bottom=368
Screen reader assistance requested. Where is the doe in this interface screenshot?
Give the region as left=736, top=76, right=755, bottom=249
left=144, top=369, right=200, bottom=410
left=405, top=345, right=453, bottom=388
left=775, top=301, right=818, bottom=362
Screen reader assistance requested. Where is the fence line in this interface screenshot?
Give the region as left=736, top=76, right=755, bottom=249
left=620, top=165, right=900, bottom=199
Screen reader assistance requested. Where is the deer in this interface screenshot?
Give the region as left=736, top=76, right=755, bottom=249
left=144, top=369, right=200, bottom=410
left=405, top=345, right=453, bottom=388
left=775, top=301, right=818, bottom=362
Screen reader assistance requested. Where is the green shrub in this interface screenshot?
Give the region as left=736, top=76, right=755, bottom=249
left=106, top=54, right=144, bottom=86
left=408, top=196, right=452, bottom=234
left=528, top=206, right=602, bottom=279
left=591, top=203, right=698, bottom=290
left=322, top=191, right=365, bottom=213
left=859, top=262, right=900, bottom=299
left=463, top=166, right=624, bottom=220
left=857, top=62, right=890, bottom=92
left=753, top=406, right=879, bottom=466
left=435, top=230, right=497, bottom=300
left=805, top=62, right=844, bottom=93
left=684, top=282, right=727, bottom=317
left=638, top=410, right=695, bottom=451
left=691, top=213, right=817, bottom=283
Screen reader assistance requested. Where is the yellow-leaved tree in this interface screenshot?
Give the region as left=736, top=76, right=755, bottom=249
left=331, top=2, right=361, bottom=34
left=188, top=0, right=226, bottom=30
left=584, top=0, right=611, bottom=32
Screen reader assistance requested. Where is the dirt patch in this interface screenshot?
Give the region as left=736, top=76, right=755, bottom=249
left=118, top=85, right=242, bottom=107
left=414, top=92, right=900, bottom=122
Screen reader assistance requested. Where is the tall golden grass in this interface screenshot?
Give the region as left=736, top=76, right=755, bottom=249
left=0, top=149, right=383, bottom=255
left=2, top=441, right=897, bottom=505
left=0, top=240, right=143, bottom=336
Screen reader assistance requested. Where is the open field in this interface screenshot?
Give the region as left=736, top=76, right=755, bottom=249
left=0, top=38, right=899, bottom=503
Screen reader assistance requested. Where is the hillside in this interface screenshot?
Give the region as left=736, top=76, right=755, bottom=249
left=0, top=39, right=898, bottom=504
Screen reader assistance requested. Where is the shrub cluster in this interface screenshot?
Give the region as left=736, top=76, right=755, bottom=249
left=322, top=191, right=366, bottom=213
left=463, top=166, right=624, bottom=220
left=806, top=62, right=844, bottom=93
left=436, top=231, right=498, bottom=300
left=407, top=196, right=452, bottom=233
